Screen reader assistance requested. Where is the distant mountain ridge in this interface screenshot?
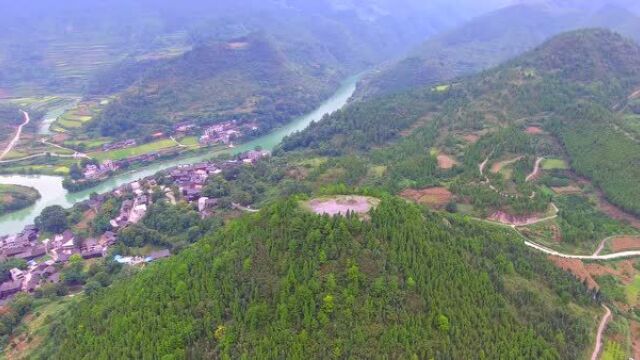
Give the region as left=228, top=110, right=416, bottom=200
left=88, top=33, right=336, bottom=138
left=355, top=2, right=640, bottom=99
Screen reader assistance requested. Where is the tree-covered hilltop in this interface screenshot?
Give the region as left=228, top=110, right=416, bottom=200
left=355, top=2, right=640, bottom=100
left=0, top=184, right=40, bottom=216
left=37, top=197, right=596, bottom=359
left=87, top=33, right=338, bottom=138
left=282, top=29, right=640, bottom=216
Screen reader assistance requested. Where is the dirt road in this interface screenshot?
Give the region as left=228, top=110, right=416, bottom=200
left=0, top=111, right=29, bottom=160
left=526, top=157, right=544, bottom=182
left=591, top=305, right=612, bottom=360
left=525, top=241, right=640, bottom=260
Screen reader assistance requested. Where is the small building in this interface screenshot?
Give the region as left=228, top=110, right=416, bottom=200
left=9, top=268, right=24, bottom=282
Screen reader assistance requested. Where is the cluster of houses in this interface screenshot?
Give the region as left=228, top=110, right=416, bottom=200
left=0, top=149, right=270, bottom=300
left=83, top=153, right=163, bottom=180
left=102, top=139, right=137, bottom=152
left=110, top=181, right=152, bottom=228
left=0, top=226, right=116, bottom=299
left=167, top=150, right=269, bottom=210
left=198, top=121, right=259, bottom=146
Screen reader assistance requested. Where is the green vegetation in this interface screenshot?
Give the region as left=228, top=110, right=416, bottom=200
left=39, top=198, right=596, bottom=359
left=90, top=139, right=179, bottom=161
left=542, top=158, right=568, bottom=170
left=0, top=184, right=40, bottom=215
left=356, top=3, right=640, bottom=99
left=627, top=276, right=640, bottom=307
left=89, top=34, right=336, bottom=139
left=35, top=205, right=69, bottom=234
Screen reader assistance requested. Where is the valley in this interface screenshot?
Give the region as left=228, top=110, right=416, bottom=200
left=0, top=2, right=639, bottom=360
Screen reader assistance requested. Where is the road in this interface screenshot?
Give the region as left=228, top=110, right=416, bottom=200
left=591, top=305, right=612, bottom=360
left=0, top=111, right=30, bottom=161
left=41, top=139, right=89, bottom=159
left=525, top=157, right=544, bottom=182
left=525, top=241, right=640, bottom=260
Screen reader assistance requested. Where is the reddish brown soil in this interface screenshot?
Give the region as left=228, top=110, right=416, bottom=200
left=226, top=41, right=249, bottom=50
left=596, top=193, right=640, bottom=229
left=525, top=126, right=544, bottom=135
left=631, top=321, right=640, bottom=360
left=307, top=196, right=378, bottom=216
left=52, top=133, right=69, bottom=143
left=488, top=211, right=543, bottom=226
left=436, top=154, right=458, bottom=169
left=609, top=236, right=640, bottom=252
left=549, top=256, right=599, bottom=289
left=551, top=186, right=582, bottom=195
left=400, top=187, right=453, bottom=209
left=462, top=134, right=480, bottom=143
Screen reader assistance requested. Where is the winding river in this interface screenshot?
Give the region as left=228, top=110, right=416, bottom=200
left=0, top=76, right=359, bottom=236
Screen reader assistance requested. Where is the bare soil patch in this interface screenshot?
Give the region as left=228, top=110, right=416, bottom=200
left=400, top=187, right=452, bottom=209
left=52, top=133, right=69, bottom=143
left=226, top=42, right=249, bottom=50
left=436, top=154, right=458, bottom=169
left=462, top=134, right=480, bottom=144
left=549, top=256, right=599, bottom=289
left=490, top=156, right=522, bottom=174
left=305, top=196, right=380, bottom=217
left=489, top=211, right=544, bottom=226
left=631, top=321, right=640, bottom=360
left=609, top=236, right=640, bottom=253
left=551, top=186, right=582, bottom=195
left=525, top=126, right=544, bottom=135
left=400, top=114, right=433, bottom=137
left=596, top=191, right=640, bottom=229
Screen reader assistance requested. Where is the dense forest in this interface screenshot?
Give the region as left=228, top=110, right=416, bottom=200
left=38, top=197, right=596, bottom=359
left=282, top=29, right=640, bottom=217
left=88, top=34, right=337, bottom=138
left=355, top=2, right=640, bottom=99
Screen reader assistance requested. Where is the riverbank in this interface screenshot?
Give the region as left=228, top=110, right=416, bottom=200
left=0, top=75, right=359, bottom=235
left=0, top=184, right=40, bottom=216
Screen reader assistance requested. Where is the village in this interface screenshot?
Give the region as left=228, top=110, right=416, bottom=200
left=81, top=120, right=260, bottom=181
left=0, top=148, right=270, bottom=301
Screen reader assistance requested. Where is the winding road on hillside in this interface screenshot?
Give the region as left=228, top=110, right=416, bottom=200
left=525, top=157, right=544, bottom=182
left=591, top=305, right=612, bottom=360
left=525, top=240, right=640, bottom=260
left=0, top=111, right=29, bottom=161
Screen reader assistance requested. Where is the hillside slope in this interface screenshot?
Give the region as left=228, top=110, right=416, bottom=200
left=88, top=34, right=335, bottom=138
left=38, top=197, right=595, bottom=359
left=355, top=3, right=640, bottom=99
left=282, top=29, right=640, bottom=216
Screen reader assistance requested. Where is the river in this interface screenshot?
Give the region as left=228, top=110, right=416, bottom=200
left=0, top=76, right=359, bottom=236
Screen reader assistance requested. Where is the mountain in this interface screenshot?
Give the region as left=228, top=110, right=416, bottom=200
left=38, top=197, right=594, bottom=359
left=355, top=2, right=640, bottom=99
left=86, top=33, right=338, bottom=138
left=0, top=0, right=513, bottom=97
left=282, top=29, right=640, bottom=216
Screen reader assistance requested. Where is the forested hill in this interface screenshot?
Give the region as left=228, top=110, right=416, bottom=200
left=355, top=2, right=640, bottom=99
left=281, top=29, right=640, bottom=215
left=38, top=197, right=595, bottom=359
left=87, top=34, right=337, bottom=138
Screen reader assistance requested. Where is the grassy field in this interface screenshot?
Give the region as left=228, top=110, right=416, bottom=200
left=90, top=139, right=179, bottom=161
left=64, top=138, right=111, bottom=150
left=177, top=136, right=200, bottom=147
left=433, top=84, right=450, bottom=92
left=4, top=295, right=84, bottom=359
left=627, top=275, right=640, bottom=307
left=542, top=158, right=569, bottom=170
left=0, top=184, right=40, bottom=215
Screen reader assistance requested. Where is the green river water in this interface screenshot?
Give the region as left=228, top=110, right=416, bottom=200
left=0, top=76, right=358, bottom=236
